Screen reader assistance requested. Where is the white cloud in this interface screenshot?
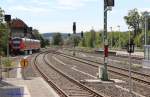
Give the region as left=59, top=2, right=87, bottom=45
left=138, top=8, right=150, bottom=12
left=56, top=0, right=96, bottom=10
left=30, top=0, right=50, bottom=6
left=8, top=5, right=51, bottom=14
left=5, top=0, right=15, bottom=3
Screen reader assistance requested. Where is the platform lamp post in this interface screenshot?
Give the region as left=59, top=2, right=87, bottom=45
left=127, top=27, right=135, bottom=95
left=4, top=15, right=11, bottom=57
left=100, top=0, right=114, bottom=81
left=73, top=22, right=76, bottom=56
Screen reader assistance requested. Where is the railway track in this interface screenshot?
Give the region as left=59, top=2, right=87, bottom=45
left=56, top=51, right=150, bottom=85
left=33, top=51, right=107, bottom=97
left=63, top=48, right=143, bottom=60
left=62, top=49, right=142, bottom=65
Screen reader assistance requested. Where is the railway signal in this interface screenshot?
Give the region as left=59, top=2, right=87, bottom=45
left=73, top=22, right=76, bottom=34
left=68, top=33, right=71, bottom=37
left=29, top=27, right=32, bottom=32
left=24, top=27, right=27, bottom=37
left=127, top=39, right=135, bottom=53
left=4, top=14, right=11, bottom=58
left=81, top=31, right=84, bottom=38
left=100, top=0, right=115, bottom=81
left=4, top=15, right=11, bottom=22
left=73, top=22, right=76, bottom=56
left=106, top=0, right=114, bottom=6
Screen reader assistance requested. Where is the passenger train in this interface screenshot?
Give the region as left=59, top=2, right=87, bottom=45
left=11, top=37, right=40, bottom=54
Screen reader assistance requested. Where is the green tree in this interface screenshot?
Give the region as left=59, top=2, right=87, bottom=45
left=124, top=8, right=142, bottom=37
left=0, top=7, right=4, bottom=23
left=32, top=29, right=49, bottom=48
left=0, top=7, right=7, bottom=56
left=52, top=33, right=63, bottom=45
left=74, top=35, right=80, bottom=46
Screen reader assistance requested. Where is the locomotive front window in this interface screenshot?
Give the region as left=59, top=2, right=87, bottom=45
left=12, top=38, right=21, bottom=44
left=13, top=41, right=20, bottom=44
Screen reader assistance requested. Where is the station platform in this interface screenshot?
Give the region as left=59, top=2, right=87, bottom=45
left=116, top=51, right=144, bottom=58
left=0, top=56, right=60, bottom=97
left=0, top=77, right=59, bottom=97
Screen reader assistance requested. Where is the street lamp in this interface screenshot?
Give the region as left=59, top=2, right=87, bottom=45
left=100, top=0, right=114, bottom=81
left=127, top=27, right=135, bottom=95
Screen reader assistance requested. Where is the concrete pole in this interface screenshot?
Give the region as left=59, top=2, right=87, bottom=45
left=110, top=27, right=113, bottom=48
left=100, top=0, right=109, bottom=81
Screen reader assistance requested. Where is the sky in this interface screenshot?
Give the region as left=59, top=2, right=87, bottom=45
left=0, top=0, right=150, bottom=33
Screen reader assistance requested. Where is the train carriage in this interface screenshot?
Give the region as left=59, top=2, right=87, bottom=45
left=11, top=37, right=40, bottom=54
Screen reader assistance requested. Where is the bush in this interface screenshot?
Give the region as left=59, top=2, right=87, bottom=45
left=2, top=58, right=13, bottom=68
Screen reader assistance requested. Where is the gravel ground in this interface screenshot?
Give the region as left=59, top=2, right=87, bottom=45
left=108, top=73, right=150, bottom=97
left=36, top=53, right=100, bottom=97
left=60, top=49, right=150, bottom=76
left=48, top=53, right=150, bottom=97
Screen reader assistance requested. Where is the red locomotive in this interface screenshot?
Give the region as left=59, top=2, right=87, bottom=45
left=11, top=37, right=40, bottom=54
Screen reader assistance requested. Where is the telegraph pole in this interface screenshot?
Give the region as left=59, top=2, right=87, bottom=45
left=100, top=0, right=114, bottom=81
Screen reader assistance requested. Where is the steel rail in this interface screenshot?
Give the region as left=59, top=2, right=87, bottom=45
left=63, top=48, right=143, bottom=60
left=56, top=52, right=150, bottom=85
left=43, top=53, right=107, bottom=97
left=33, top=51, right=69, bottom=97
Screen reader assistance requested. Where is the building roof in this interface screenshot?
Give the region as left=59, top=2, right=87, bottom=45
left=11, top=18, right=28, bottom=28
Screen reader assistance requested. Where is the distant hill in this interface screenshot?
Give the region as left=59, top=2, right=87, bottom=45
left=42, top=33, right=54, bottom=38
left=42, top=32, right=81, bottom=40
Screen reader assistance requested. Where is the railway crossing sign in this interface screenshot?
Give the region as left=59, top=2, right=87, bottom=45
left=20, top=58, right=28, bottom=68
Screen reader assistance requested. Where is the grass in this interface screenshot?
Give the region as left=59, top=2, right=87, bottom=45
left=131, top=63, right=142, bottom=70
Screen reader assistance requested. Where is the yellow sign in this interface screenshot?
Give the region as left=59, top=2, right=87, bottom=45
left=20, top=58, right=28, bottom=68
